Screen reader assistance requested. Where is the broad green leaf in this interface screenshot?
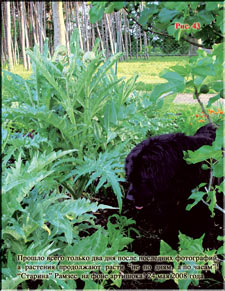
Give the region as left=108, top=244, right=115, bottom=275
left=105, top=2, right=125, bottom=14
left=212, top=158, right=224, bottom=178
left=198, top=10, right=214, bottom=25
left=160, top=240, right=177, bottom=256
left=186, top=191, right=205, bottom=211
left=179, top=232, right=204, bottom=254
left=206, top=2, right=220, bottom=11
left=89, top=2, right=106, bottom=23
left=139, top=6, right=158, bottom=26
left=159, top=8, right=180, bottom=23
left=161, top=71, right=185, bottom=92
left=184, top=145, right=222, bottom=164
left=192, top=63, right=216, bottom=77
left=171, top=65, right=189, bottom=77
left=150, top=83, right=173, bottom=102
left=213, top=125, right=224, bottom=149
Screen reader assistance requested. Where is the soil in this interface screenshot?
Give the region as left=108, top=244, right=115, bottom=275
left=93, top=185, right=224, bottom=290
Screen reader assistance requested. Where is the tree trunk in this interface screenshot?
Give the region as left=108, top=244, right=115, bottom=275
left=5, top=2, right=13, bottom=71
left=38, top=2, right=43, bottom=52
left=12, top=2, right=19, bottom=65
left=96, top=22, right=104, bottom=53
left=83, top=2, right=89, bottom=51
left=43, top=2, right=46, bottom=39
left=52, top=1, right=66, bottom=51
left=136, top=30, right=139, bottom=59
left=104, top=16, right=109, bottom=57
left=105, top=14, right=115, bottom=55
left=91, top=23, right=96, bottom=50
left=20, top=2, right=27, bottom=69
left=123, top=10, right=129, bottom=60
left=1, top=6, right=6, bottom=66
left=75, top=1, right=83, bottom=50
left=33, top=2, right=46, bottom=50
left=143, top=31, right=148, bottom=59
left=126, top=13, right=132, bottom=58
left=65, top=2, right=70, bottom=54
left=139, top=30, right=142, bottom=58
left=23, top=2, right=31, bottom=70
left=30, top=2, right=37, bottom=45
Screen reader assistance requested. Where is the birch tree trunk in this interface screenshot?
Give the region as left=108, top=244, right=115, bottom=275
left=143, top=31, right=148, bottom=59
left=52, top=1, right=66, bottom=51
left=105, top=14, right=115, bottom=55
left=96, top=21, right=105, bottom=54
left=104, top=16, right=109, bottom=57
left=23, top=2, right=31, bottom=70
left=20, top=2, right=27, bottom=69
left=5, top=2, right=13, bottom=71
left=83, top=2, right=89, bottom=51
left=136, top=29, right=139, bottom=59
left=30, top=2, right=37, bottom=45
left=75, top=2, right=83, bottom=50
left=123, top=10, right=129, bottom=60
left=65, top=2, right=70, bottom=54
left=139, top=29, right=142, bottom=58
left=2, top=5, right=6, bottom=66
left=91, top=23, right=95, bottom=50
left=126, top=14, right=132, bottom=58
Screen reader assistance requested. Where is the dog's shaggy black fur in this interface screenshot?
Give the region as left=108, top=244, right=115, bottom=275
left=125, top=123, right=219, bottom=247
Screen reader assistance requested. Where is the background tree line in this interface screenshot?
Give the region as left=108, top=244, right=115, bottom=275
left=2, top=1, right=198, bottom=71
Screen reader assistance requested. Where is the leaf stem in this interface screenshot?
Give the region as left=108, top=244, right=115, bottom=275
left=194, top=86, right=212, bottom=123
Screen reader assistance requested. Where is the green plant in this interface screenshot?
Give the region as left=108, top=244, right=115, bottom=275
left=158, top=232, right=223, bottom=290
left=107, top=214, right=140, bottom=239
left=63, top=146, right=126, bottom=212
left=3, top=30, right=142, bottom=204
left=149, top=43, right=223, bottom=118
left=184, top=124, right=224, bottom=217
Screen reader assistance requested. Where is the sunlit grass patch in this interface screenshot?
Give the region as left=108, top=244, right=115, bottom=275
left=3, top=64, right=32, bottom=79
left=117, top=56, right=189, bottom=85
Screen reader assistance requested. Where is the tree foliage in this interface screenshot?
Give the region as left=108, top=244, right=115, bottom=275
left=90, top=1, right=224, bottom=48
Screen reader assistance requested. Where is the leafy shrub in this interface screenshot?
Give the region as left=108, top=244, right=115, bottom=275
left=3, top=29, right=165, bottom=207
left=2, top=30, right=143, bottom=289
left=184, top=124, right=224, bottom=217
left=2, top=31, right=140, bottom=204
left=159, top=232, right=223, bottom=290
left=2, top=145, right=136, bottom=289
left=150, top=43, right=224, bottom=113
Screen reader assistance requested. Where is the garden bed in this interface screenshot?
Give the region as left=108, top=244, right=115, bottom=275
left=93, top=187, right=224, bottom=290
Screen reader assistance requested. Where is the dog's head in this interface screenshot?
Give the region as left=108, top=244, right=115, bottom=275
left=194, top=123, right=217, bottom=140
left=125, top=134, right=181, bottom=209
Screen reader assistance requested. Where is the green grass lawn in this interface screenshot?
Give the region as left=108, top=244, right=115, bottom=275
left=3, top=64, right=32, bottom=79
left=117, top=56, right=189, bottom=90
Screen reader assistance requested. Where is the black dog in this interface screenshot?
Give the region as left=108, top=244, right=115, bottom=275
left=125, top=123, right=218, bottom=247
